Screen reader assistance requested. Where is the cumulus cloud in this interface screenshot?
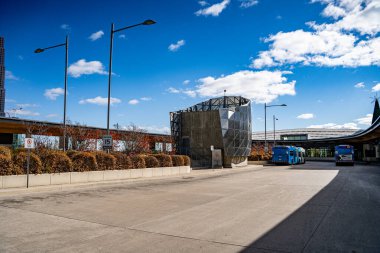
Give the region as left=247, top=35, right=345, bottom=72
left=195, top=0, right=230, bottom=16
left=89, top=30, right=104, bottom=41
left=307, top=122, right=359, bottom=129
left=5, top=70, right=19, bottom=80
left=68, top=59, right=107, bottom=77
left=168, top=40, right=185, bottom=52
left=7, top=109, right=39, bottom=117
left=16, top=103, right=38, bottom=108
left=198, top=1, right=208, bottom=6
left=128, top=99, right=139, bottom=105
left=79, top=96, right=121, bottom=106
left=167, top=87, right=196, bottom=98
left=194, top=70, right=296, bottom=103
left=140, top=125, right=170, bottom=134
left=60, top=24, right=70, bottom=30
left=183, top=80, right=190, bottom=85
left=354, top=82, right=365, bottom=88
left=167, top=87, right=180, bottom=94
left=140, top=97, right=152, bottom=101
left=240, top=0, right=258, bottom=8
left=297, top=113, right=315, bottom=119
left=252, top=0, right=380, bottom=69
left=44, top=88, right=64, bottom=100
left=372, top=83, right=380, bottom=92
left=355, top=113, right=373, bottom=125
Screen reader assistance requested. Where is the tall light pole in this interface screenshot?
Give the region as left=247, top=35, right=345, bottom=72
left=273, top=115, right=278, bottom=146
left=106, top=19, right=156, bottom=139
left=264, top=103, right=286, bottom=153
left=35, top=35, right=69, bottom=151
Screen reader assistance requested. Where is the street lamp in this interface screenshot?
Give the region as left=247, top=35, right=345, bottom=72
left=273, top=115, right=278, bottom=146
left=106, top=20, right=156, bottom=143
left=35, top=36, right=69, bottom=151
left=264, top=103, right=286, bottom=152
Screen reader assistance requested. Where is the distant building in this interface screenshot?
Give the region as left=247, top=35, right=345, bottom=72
left=0, top=37, right=5, bottom=117
left=170, top=96, right=252, bottom=168
left=252, top=128, right=360, bottom=141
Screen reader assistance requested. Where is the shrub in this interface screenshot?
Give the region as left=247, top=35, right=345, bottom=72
left=0, top=146, right=12, bottom=159
left=0, top=154, right=13, bottom=175
left=143, top=155, right=160, bottom=168
left=42, top=151, right=72, bottom=173
left=71, top=152, right=97, bottom=172
left=130, top=155, right=146, bottom=169
left=111, top=152, right=132, bottom=170
left=66, top=150, right=78, bottom=159
left=152, top=154, right=173, bottom=167
left=182, top=155, right=191, bottom=166
left=13, top=152, right=42, bottom=174
left=171, top=155, right=184, bottom=166
left=94, top=151, right=116, bottom=170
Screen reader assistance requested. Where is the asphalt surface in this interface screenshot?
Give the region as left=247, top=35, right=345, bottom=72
left=1, top=162, right=380, bottom=253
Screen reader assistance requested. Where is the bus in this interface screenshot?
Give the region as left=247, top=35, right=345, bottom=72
left=272, top=146, right=296, bottom=165
left=296, top=147, right=306, bottom=164
left=335, top=145, right=354, bottom=166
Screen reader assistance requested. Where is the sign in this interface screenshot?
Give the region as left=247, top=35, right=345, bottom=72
left=24, top=138, right=35, bottom=149
left=102, top=135, right=113, bottom=149
left=165, top=143, right=172, bottom=152
left=155, top=142, right=163, bottom=151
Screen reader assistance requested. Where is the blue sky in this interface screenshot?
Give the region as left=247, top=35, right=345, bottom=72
left=1, top=0, right=379, bottom=133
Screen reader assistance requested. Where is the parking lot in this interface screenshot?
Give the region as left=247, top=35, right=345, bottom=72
left=1, top=162, right=380, bottom=252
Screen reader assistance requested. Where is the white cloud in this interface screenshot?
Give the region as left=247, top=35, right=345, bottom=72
left=183, top=80, right=190, bottom=85
left=354, top=82, right=365, bottom=88
left=128, top=99, right=139, bottom=105
left=46, top=114, right=58, bottom=118
left=183, top=90, right=197, bottom=98
left=195, top=0, right=230, bottom=16
left=5, top=70, right=19, bottom=80
left=297, top=113, right=315, bottom=119
left=16, top=103, right=38, bottom=108
left=118, top=34, right=126, bottom=39
left=252, top=0, right=380, bottom=69
left=140, top=125, right=170, bottom=134
left=168, top=87, right=180, bottom=93
left=68, top=59, right=107, bottom=78
left=372, top=83, right=380, bottom=92
left=168, top=40, right=185, bottom=52
left=79, top=96, right=121, bottom=106
left=60, top=24, right=70, bottom=30
left=194, top=70, right=296, bottom=103
left=140, top=97, right=152, bottom=101
left=89, top=30, right=104, bottom=41
left=18, top=55, right=23, bottom=60
left=355, top=113, right=373, bottom=125
left=307, top=122, right=359, bottom=129
left=44, top=88, right=64, bottom=100
left=198, top=1, right=208, bottom=6
left=240, top=0, right=258, bottom=8
left=7, top=109, right=40, bottom=117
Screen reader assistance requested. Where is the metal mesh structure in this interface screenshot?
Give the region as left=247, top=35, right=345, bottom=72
left=170, top=96, right=252, bottom=167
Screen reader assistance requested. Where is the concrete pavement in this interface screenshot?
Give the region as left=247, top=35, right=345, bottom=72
left=1, top=162, right=380, bottom=252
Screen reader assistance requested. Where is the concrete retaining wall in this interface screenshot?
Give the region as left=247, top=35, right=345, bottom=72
left=0, top=166, right=192, bottom=189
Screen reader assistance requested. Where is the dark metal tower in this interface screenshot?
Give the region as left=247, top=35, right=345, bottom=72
left=0, top=37, right=5, bottom=117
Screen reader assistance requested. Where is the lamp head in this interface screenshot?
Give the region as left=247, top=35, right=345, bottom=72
left=142, top=19, right=156, bottom=25
left=34, top=48, right=44, bottom=53
left=281, top=104, right=287, bottom=106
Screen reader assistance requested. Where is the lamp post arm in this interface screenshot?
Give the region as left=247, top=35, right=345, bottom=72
left=113, top=23, right=143, bottom=33
left=42, top=43, right=66, bottom=51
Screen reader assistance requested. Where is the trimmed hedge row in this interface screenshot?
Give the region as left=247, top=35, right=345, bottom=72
left=0, top=146, right=191, bottom=176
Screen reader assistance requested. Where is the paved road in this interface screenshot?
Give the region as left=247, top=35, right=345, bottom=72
left=1, top=162, right=380, bottom=252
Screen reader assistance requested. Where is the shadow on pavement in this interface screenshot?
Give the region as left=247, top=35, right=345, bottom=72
left=240, top=163, right=380, bottom=253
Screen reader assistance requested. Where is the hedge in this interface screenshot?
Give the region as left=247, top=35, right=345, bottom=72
left=131, top=155, right=146, bottom=169
left=0, top=146, right=12, bottom=159
left=143, top=155, right=160, bottom=168
left=171, top=155, right=184, bottom=166
left=182, top=155, right=191, bottom=166
left=42, top=151, right=72, bottom=173
left=0, top=155, right=14, bottom=176
left=112, top=152, right=132, bottom=170
left=94, top=151, right=116, bottom=170
left=152, top=154, right=173, bottom=167
left=71, top=152, right=97, bottom=172
left=13, top=152, right=42, bottom=174
left=66, top=150, right=78, bottom=159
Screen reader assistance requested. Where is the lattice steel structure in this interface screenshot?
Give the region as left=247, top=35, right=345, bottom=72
left=170, top=96, right=252, bottom=167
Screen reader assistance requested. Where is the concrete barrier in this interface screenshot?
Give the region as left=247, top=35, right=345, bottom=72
left=0, top=166, right=191, bottom=189
left=3, top=175, right=27, bottom=188
left=51, top=173, right=71, bottom=185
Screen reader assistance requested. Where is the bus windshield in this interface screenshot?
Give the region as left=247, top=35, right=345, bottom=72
left=336, top=147, right=352, bottom=155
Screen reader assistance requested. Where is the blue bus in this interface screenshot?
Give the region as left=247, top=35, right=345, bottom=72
left=272, top=146, right=296, bottom=165
left=296, top=147, right=306, bottom=164
left=335, top=145, right=354, bottom=166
